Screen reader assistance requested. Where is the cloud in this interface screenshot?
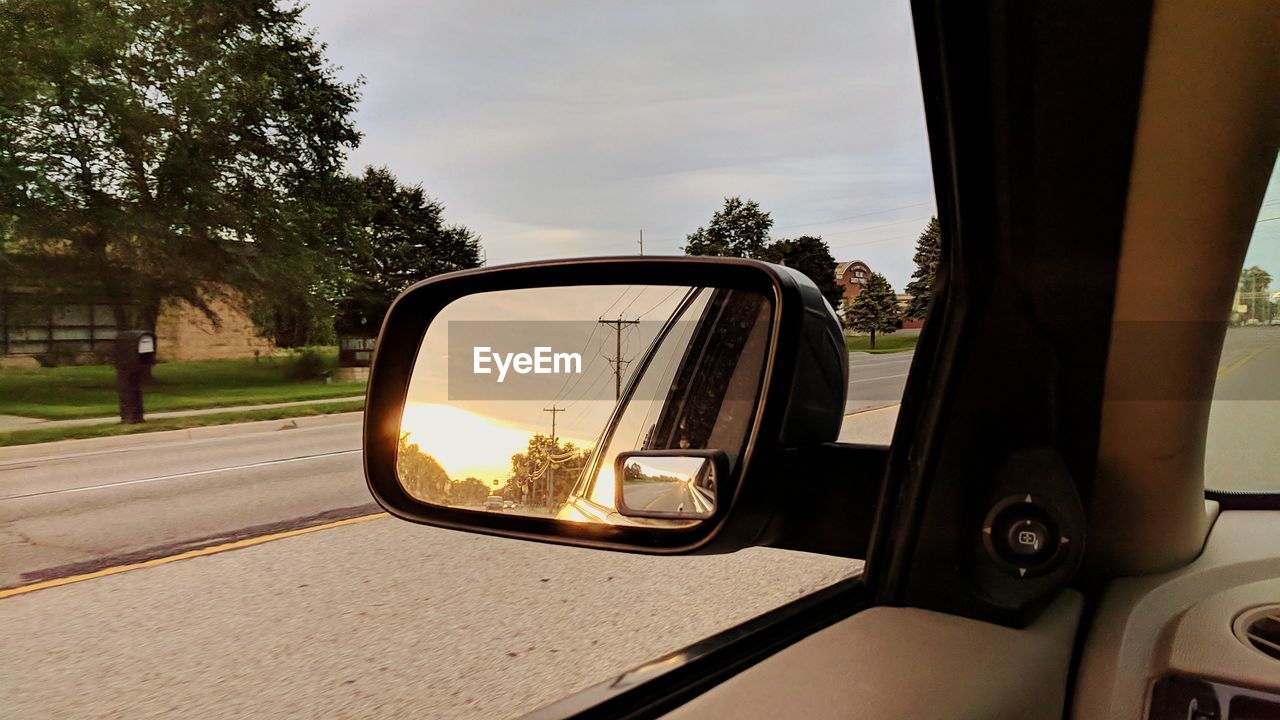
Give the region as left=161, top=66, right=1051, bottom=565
left=301, top=0, right=936, bottom=289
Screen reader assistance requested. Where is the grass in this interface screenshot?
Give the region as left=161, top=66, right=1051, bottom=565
left=0, top=399, right=364, bottom=447
left=845, top=334, right=919, bottom=354
left=0, top=347, right=365, bottom=420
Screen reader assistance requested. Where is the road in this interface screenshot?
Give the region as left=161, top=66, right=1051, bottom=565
left=0, top=414, right=858, bottom=719
left=1205, top=327, right=1280, bottom=491
left=844, top=350, right=913, bottom=415
left=624, top=480, right=713, bottom=514
left=0, top=415, right=370, bottom=588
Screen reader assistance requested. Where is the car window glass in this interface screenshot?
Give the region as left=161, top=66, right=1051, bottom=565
left=3, top=2, right=929, bottom=719
left=1205, top=161, right=1280, bottom=492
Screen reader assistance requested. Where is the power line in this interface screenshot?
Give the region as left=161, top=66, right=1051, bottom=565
left=598, top=316, right=641, bottom=401
left=773, top=202, right=931, bottom=232
left=634, top=287, right=681, bottom=320
left=542, top=406, right=564, bottom=509
left=548, top=285, right=635, bottom=405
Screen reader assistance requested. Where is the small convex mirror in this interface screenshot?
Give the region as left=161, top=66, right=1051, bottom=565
left=395, top=284, right=771, bottom=529
left=615, top=451, right=726, bottom=520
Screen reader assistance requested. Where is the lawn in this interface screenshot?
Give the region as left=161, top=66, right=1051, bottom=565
left=845, top=334, right=919, bottom=354
left=0, top=400, right=364, bottom=447
left=0, top=348, right=366, bottom=420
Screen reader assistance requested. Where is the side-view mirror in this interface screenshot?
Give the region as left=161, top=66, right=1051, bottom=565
left=615, top=450, right=728, bottom=521
left=363, top=257, right=866, bottom=555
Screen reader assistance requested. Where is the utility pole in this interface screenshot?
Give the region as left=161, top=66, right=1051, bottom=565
left=542, top=406, right=564, bottom=508
left=598, top=317, right=641, bottom=400
left=638, top=229, right=644, bottom=256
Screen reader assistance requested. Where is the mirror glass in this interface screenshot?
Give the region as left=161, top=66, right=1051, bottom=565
left=396, top=284, right=771, bottom=528
left=616, top=453, right=717, bottom=519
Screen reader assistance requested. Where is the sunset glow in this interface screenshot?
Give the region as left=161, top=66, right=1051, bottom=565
left=400, top=402, right=530, bottom=484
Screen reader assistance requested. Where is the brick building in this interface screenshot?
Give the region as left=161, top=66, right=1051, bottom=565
left=834, top=260, right=872, bottom=306
left=0, top=287, right=274, bottom=366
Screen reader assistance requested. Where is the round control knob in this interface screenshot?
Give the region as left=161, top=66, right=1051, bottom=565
left=1005, top=518, right=1051, bottom=558
left=981, top=494, right=1071, bottom=578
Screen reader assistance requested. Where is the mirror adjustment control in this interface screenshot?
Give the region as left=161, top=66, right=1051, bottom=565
left=981, top=494, right=1071, bottom=578
left=1005, top=518, right=1050, bottom=557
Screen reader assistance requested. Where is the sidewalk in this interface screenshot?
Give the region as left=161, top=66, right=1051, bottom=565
left=0, top=395, right=365, bottom=433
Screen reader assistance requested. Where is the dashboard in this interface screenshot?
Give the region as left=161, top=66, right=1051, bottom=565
left=1072, top=506, right=1280, bottom=719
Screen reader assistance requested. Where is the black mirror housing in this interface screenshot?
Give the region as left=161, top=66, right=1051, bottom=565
left=363, top=256, right=848, bottom=554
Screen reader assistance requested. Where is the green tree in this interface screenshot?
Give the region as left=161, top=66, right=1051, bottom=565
left=1239, top=266, right=1273, bottom=322
left=396, top=434, right=452, bottom=504
left=0, top=0, right=361, bottom=421
left=758, top=235, right=843, bottom=308
left=333, top=166, right=482, bottom=337
left=450, top=476, right=492, bottom=507
left=508, top=434, right=591, bottom=508
left=683, top=197, right=772, bottom=258
left=903, top=217, right=941, bottom=320
left=844, top=272, right=899, bottom=349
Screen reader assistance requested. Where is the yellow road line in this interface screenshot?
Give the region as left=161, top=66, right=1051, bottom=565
left=1217, top=348, right=1264, bottom=379
left=844, top=403, right=901, bottom=419
left=0, top=512, right=388, bottom=600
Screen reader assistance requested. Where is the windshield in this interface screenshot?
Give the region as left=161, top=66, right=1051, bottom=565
left=1204, top=160, right=1280, bottom=492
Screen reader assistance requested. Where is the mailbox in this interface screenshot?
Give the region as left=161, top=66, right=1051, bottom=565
left=114, top=331, right=156, bottom=424
left=116, top=330, right=157, bottom=368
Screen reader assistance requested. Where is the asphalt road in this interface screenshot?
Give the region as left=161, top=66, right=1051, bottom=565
left=0, top=415, right=370, bottom=589
left=1205, top=326, right=1280, bottom=492
left=0, top=410, right=859, bottom=718
left=844, top=350, right=913, bottom=414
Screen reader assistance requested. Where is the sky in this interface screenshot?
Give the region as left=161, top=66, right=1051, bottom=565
left=299, top=0, right=937, bottom=291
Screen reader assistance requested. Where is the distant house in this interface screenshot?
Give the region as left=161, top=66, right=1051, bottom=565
left=834, top=261, right=927, bottom=330
left=834, top=261, right=872, bottom=306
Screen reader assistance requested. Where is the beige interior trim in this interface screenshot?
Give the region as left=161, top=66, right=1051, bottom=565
left=1072, top=508, right=1280, bottom=720
left=661, top=591, right=1082, bottom=720
left=1092, top=0, right=1279, bottom=576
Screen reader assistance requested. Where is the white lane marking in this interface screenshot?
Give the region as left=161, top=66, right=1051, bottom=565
left=0, top=449, right=361, bottom=501
left=0, top=418, right=362, bottom=470
left=847, top=372, right=911, bottom=384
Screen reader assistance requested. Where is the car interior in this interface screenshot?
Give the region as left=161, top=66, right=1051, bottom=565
left=361, top=1, right=1279, bottom=718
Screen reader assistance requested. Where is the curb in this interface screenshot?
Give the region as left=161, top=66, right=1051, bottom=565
left=0, top=411, right=363, bottom=464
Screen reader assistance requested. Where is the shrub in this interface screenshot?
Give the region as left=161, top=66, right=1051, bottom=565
left=287, top=348, right=329, bottom=380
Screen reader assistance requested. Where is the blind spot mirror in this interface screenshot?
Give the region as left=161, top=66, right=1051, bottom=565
left=615, top=451, right=726, bottom=520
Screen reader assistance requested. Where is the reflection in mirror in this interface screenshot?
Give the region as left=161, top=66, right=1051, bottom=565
left=616, top=452, right=719, bottom=520
left=396, top=283, right=771, bottom=529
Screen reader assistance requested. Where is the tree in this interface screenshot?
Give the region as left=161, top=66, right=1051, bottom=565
left=333, top=166, right=482, bottom=337
left=450, top=477, right=492, bottom=507
left=396, top=434, right=451, bottom=504
left=758, top=235, right=843, bottom=308
left=0, top=0, right=361, bottom=421
left=683, top=197, right=772, bottom=258
left=844, top=272, right=899, bottom=349
left=904, top=217, right=941, bottom=320
left=683, top=201, right=842, bottom=307
left=508, top=434, right=591, bottom=508
left=1239, top=266, right=1273, bottom=322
